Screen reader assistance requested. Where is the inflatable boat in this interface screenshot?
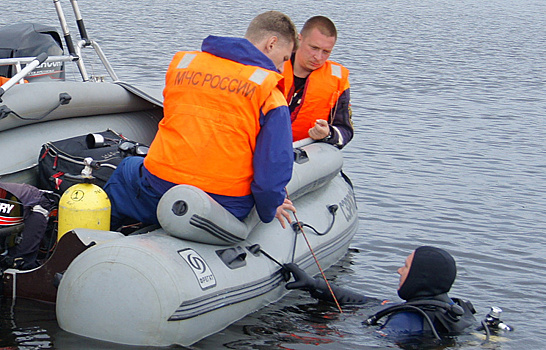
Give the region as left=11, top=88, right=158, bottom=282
left=0, top=0, right=358, bottom=347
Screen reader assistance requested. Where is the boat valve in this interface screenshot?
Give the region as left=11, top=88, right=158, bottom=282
left=291, top=221, right=304, bottom=233
left=59, top=92, right=72, bottom=105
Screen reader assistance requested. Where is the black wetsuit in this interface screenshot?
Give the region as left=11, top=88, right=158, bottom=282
left=305, top=277, right=476, bottom=337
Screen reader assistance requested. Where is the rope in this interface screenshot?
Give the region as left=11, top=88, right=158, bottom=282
left=286, top=191, right=343, bottom=313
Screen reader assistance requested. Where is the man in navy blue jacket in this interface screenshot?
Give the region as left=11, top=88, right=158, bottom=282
left=105, top=11, right=298, bottom=231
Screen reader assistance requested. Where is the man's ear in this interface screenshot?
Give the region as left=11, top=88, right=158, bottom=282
left=265, top=36, right=278, bottom=53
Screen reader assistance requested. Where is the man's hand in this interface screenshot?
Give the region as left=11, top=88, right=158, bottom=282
left=275, top=197, right=296, bottom=229
left=308, top=119, right=330, bottom=140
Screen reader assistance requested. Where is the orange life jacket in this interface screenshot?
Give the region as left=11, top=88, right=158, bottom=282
left=283, top=60, right=350, bottom=141
left=144, top=51, right=286, bottom=196
left=0, top=76, right=28, bottom=85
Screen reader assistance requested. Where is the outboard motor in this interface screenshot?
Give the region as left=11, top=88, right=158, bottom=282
left=0, top=22, right=65, bottom=82
left=0, top=188, right=24, bottom=263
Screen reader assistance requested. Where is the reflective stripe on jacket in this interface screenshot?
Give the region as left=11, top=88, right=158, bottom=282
left=144, top=51, right=285, bottom=197
left=283, top=60, right=350, bottom=142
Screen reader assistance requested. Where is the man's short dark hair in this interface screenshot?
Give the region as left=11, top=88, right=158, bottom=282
left=301, top=16, right=337, bottom=40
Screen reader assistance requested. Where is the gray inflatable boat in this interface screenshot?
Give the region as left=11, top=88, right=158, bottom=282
left=0, top=1, right=358, bottom=347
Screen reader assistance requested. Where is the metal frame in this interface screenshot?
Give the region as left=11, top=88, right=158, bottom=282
left=0, top=0, right=119, bottom=87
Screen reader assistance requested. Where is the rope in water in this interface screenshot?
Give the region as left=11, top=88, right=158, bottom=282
left=286, top=191, right=343, bottom=313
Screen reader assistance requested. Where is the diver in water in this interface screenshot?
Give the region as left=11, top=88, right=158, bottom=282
left=283, top=246, right=509, bottom=340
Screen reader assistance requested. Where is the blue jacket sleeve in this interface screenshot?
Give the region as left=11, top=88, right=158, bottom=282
left=325, top=88, right=354, bottom=149
left=251, top=104, right=293, bottom=223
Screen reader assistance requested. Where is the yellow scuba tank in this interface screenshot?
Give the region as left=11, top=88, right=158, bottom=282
left=57, top=157, right=111, bottom=241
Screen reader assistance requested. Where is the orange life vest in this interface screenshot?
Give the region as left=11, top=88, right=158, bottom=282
left=0, top=76, right=28, bottom=85
left=144, top=51, right=286, bottom=196
left=283, top=60, right=350, bottom=141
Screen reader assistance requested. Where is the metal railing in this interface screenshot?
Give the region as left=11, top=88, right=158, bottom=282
left=1, top=0, right=119, bottom=93
left=53, top=0, right=119, bottom=82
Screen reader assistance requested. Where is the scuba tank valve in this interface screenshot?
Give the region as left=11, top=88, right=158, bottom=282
left=57, top=157, right=111, bottom=241
left=484, top=306, right=513, bottom=332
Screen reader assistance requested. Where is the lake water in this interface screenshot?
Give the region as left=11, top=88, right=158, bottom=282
left=2, top=0, right=545, bottom=349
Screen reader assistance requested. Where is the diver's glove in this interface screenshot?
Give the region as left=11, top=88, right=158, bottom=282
left=283, top=263, right=318, bottom=291
left=283, top=262, right=372, bottom=305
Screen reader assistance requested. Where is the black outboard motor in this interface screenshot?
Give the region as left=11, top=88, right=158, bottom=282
left=0, top=188, right=24, bottom=263
left=0, top=22, right=65, bottom=82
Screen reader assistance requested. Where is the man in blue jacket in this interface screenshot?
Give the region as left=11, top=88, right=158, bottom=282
left=105, top=11, right=298, bottom=231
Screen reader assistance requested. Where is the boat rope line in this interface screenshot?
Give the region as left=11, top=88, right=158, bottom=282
left=295, top=220, right=357, bottom=269
left=291, top=223, right=298, bottom=262
left=287, top=191, right=344, bottom=314
left=190, top=215, right=244, bottom=244
left=0, top=92, right=72, bottom=121
left=291, top=204, right=338, bottom=236
left=247, top=244, right=284, bottom=268
left=168, top=272, right=285, bottom=321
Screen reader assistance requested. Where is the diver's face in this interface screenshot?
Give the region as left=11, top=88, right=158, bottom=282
left=397, top=251, right=415, bottom=289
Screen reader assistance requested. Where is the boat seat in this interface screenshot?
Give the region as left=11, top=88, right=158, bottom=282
left=157, top=185, right=259, bottom=246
